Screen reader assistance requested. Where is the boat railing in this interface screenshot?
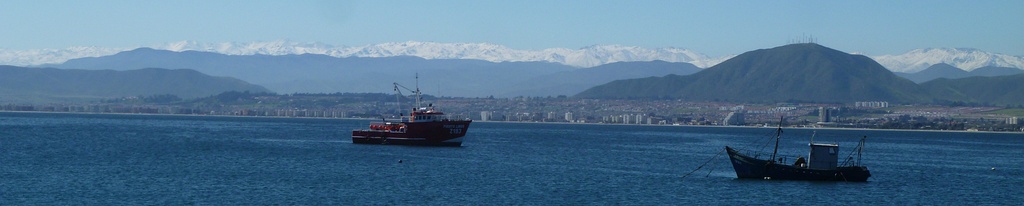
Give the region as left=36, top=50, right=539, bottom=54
left=770, top=154, right=806, bottom=165
left=840, top=136, right=868, bottom=167
left=442, top=114, right=472, bottom=121
left=367, top=122, right=406, bottom=132
left=744, top=150, right=806, bottom=166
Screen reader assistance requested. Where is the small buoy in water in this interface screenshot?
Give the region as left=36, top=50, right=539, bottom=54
left=398, top=159, right=403, bottom=163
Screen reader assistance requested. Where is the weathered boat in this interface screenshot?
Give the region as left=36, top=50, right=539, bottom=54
left=351, top=77, right=472, bottom=146
left=725, top=121, right=871, bottom=182
left=351, top=105, right=471, bottom=146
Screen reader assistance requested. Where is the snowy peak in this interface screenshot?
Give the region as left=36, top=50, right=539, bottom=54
left=872, top=48, right=1024, bottom=73
left=332, top=41, right=725, bottom=68
left=559, top=45, right=727, bottom=68
left=159, top=40, right=339, bottom=56
left=0, top=47, right=125, bottom=66
left=345, top=41, right=525, bottom=61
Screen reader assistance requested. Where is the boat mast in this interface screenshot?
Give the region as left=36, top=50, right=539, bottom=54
left=770, top=116, right=783, bottom=164
left=414, top=73, right=421, bottom=110
left=857, top=136, right=865, bottom=166
left=394, top=84, right=401, bottom=118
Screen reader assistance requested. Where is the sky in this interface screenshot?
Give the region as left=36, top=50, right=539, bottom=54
left=1, top=0, right=1022, bottom=57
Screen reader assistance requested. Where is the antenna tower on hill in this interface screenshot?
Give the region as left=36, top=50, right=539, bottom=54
left=788, top=34, right=817, bottom=44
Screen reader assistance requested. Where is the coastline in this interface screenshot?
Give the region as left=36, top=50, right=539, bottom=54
left=474, top=119, right=1024, bottom=135
left=3, top=110, right=1021, bottom=135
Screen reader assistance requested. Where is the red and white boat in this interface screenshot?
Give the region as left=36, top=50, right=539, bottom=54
left=351, top=78, right=472, bottom=146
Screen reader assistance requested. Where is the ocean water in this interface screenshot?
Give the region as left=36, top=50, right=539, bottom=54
left=1, top=112, right=1021, bottom=205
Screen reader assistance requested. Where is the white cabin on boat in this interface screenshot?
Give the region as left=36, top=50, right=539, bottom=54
left=409, top=107, right=445, bottom=123
left=808, top=143, right=838, bottom=170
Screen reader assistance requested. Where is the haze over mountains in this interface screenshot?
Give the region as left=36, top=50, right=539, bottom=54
left=51, top=48, right=700, bottom=97
left=0, top=66, right=269, bottom=103
left=4, top=41, right=1024, bottom=72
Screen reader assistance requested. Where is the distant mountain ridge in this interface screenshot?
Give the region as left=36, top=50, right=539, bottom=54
left=161, top=41, right=729, bottom=68
left=4, top=40, right=1021, bottom=72
left=895, top=63, right=1024, bottom=83
left=12, top=43, right=1022, bottom=105
left=0, top=66, right=269, bottom=103
left=4, top=41, right=727, bottom=68
left=51, top=48, right=701, bottom=97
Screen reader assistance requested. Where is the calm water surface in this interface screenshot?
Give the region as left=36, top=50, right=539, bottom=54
left=1, top=112, right=1021, bottom=205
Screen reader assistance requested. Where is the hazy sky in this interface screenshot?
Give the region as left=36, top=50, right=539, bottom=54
left=2, top=0, right=1022, bottom=56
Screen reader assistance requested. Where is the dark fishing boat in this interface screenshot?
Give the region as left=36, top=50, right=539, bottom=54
left=725, top=120, right=871, bottom=182
left=351, top=76, right=472, bottom=146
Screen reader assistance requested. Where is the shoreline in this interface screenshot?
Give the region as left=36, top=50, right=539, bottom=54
left=3, top=110, right=1021, bottom=135
left=474, top=120, right=1024, bottom=135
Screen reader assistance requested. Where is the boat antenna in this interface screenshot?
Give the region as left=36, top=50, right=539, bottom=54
left=770, top=116, right=783, bottom=164
left=810, top=131, right=816, bottom=144
left=415, top=73, right=421, bottom=110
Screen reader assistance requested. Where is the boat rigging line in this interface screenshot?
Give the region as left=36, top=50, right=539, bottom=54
left=682, top=116, right=787, bottom=179
left=393, top=73, right=422, bottom=117
left=840, top=136, right=867, bottom=167
left=682, top=148, right=725, bottom=179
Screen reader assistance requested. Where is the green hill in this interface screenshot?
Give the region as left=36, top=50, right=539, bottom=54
left=503, top=60, right=701, bottom=97
left=922, top=73, right=1024, bottom=106
left=576, top=44, right=928, bottom=103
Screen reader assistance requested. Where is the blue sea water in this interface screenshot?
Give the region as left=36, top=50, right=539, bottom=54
left=1, top=112, right=1021, bottom=205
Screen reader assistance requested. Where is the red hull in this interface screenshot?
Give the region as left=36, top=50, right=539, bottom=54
left=352, top=120, right=471, bottom=146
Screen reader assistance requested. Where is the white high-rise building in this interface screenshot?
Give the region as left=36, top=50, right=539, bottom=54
left=724, top=111, right=745, bottom=126
left=480, top=111, right=492, bottom=121
left=818, top=107, right=831, bottom=123
left=855, top=101, right=889, bottom=108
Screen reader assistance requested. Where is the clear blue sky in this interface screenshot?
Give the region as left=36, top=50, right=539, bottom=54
left=1, top=0, right=1022, bottom=56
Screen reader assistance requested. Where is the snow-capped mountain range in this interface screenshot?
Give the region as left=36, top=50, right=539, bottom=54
left=158, top=41, right=732, bottom=68
left=1, top=41, right=727, bottom=68
left=873, top=48, right=1024, bottom=73
left=2, top=40, right=1022, bottom=72
left=0, top=46, right=125, bottom=67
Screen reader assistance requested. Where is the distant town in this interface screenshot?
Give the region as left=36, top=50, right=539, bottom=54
left=2, top=92, right=1022, bottom=133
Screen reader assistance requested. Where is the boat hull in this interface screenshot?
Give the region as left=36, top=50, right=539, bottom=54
left=352, top=120, right=471, bottom=147
left=725, top=146, right=871, bottom=182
